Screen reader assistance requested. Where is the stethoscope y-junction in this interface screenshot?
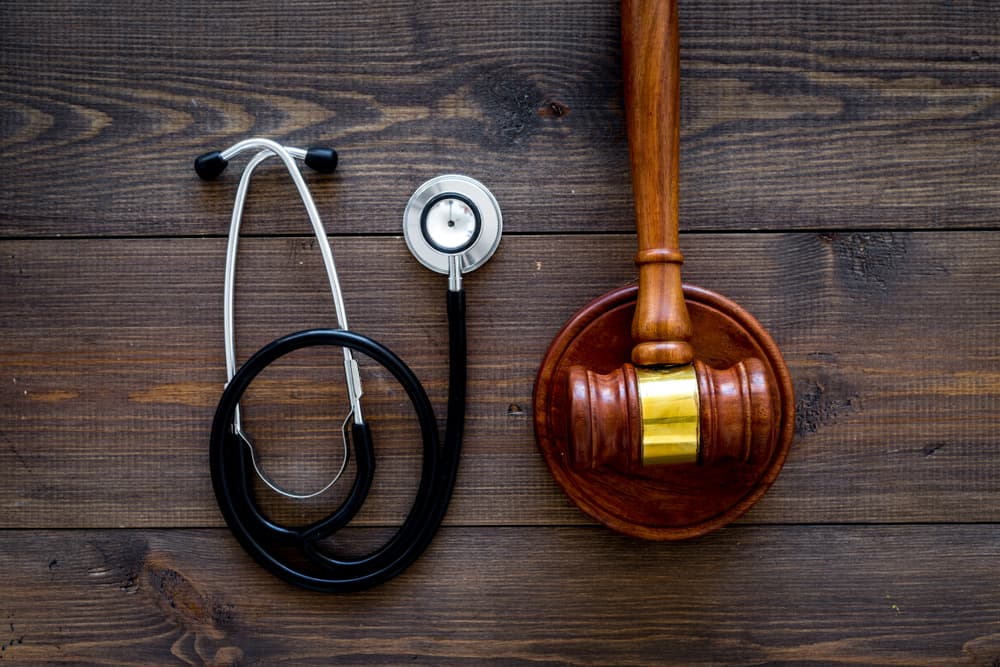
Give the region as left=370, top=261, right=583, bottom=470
left=195, top=137, right=501, bottom=591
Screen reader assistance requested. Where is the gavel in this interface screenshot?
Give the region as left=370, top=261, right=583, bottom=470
left=534, top=0, right=794, bottom=539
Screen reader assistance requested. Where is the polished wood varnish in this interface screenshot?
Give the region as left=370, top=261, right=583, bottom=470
left=534, top=0, right=795, bottom=539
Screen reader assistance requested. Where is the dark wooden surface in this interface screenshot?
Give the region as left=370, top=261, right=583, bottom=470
left=1, top=1, right=998, bottom=664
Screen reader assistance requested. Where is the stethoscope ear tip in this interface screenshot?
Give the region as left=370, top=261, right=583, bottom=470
left=195, top=151, right=229, bottom=181
left=196, top=143, right=338, bottom=179
left=304, top=147, right=338, bottom=174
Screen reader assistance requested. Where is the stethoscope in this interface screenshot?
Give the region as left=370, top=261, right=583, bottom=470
left=195, top=137, right=502, bottom=592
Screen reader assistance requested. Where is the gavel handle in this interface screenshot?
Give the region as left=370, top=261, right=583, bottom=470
left=623, top=0, right=694, bottom=366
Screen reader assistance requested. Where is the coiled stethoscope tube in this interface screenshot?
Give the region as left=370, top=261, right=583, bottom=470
left=196, top=138, right=500, bottom=592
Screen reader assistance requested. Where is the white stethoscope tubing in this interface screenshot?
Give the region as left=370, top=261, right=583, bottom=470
left=221, top=139, right=363, bottom=435
left=220, top=140, right=359, bottom=501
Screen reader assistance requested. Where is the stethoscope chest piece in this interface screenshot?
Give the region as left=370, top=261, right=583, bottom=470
left=404, top=175, right=502, bottom=277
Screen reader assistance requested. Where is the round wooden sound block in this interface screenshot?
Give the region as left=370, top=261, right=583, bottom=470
left=533, top=284, right=795, bottom=540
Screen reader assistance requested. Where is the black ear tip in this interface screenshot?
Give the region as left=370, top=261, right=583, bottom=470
left=194, top=151, right=229, bottom=180
left=304, top=147, right=338, bottom=173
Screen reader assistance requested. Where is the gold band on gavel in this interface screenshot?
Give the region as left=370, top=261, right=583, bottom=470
left=635, top=364, right=700, bottom=465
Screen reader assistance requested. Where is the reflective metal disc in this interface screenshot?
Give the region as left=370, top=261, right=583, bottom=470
left=421, top=192, right=480, bottom=253
left=404, top=175, right=502, bottom=275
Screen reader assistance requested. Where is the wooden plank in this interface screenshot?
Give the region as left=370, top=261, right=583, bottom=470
left=2, top=1, right=998, bottom=237
left=1, top=0, right=995, bottom=661
left=2, top=233, right=998, bottom=528
left=0, top=525, right=997, bottom=665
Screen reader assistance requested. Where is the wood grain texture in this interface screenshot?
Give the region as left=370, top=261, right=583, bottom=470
left=1, top=526, right=998, bottom=665
left=2, top=233, right=998, bottom=528
left=2, top=0, right=999, bottom=237
left=1, top=0, right=998, bottom=663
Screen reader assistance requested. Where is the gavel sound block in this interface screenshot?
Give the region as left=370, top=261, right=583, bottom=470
left=532, top=0, right=795, bottom=540
left=534, top=284, right=794, bottom=539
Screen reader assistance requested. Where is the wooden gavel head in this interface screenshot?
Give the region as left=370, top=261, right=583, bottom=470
left=567, top=358, right=779, bottom=472
left=532, top=0, right=795, bottom=540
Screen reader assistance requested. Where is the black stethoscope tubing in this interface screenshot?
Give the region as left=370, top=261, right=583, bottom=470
left=210, top=290, right=466, bottom=592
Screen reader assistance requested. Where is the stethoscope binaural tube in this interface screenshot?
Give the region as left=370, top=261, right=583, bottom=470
left=197, top=139, right=498, bottom=592
left=221, top=143, right=361, bottom=499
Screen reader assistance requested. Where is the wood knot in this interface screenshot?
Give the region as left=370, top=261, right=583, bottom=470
left=539, top=100, right=570, bottom=117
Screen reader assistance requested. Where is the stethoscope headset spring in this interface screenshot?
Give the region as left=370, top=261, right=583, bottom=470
left=195, top=137, right=501, bottom=592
